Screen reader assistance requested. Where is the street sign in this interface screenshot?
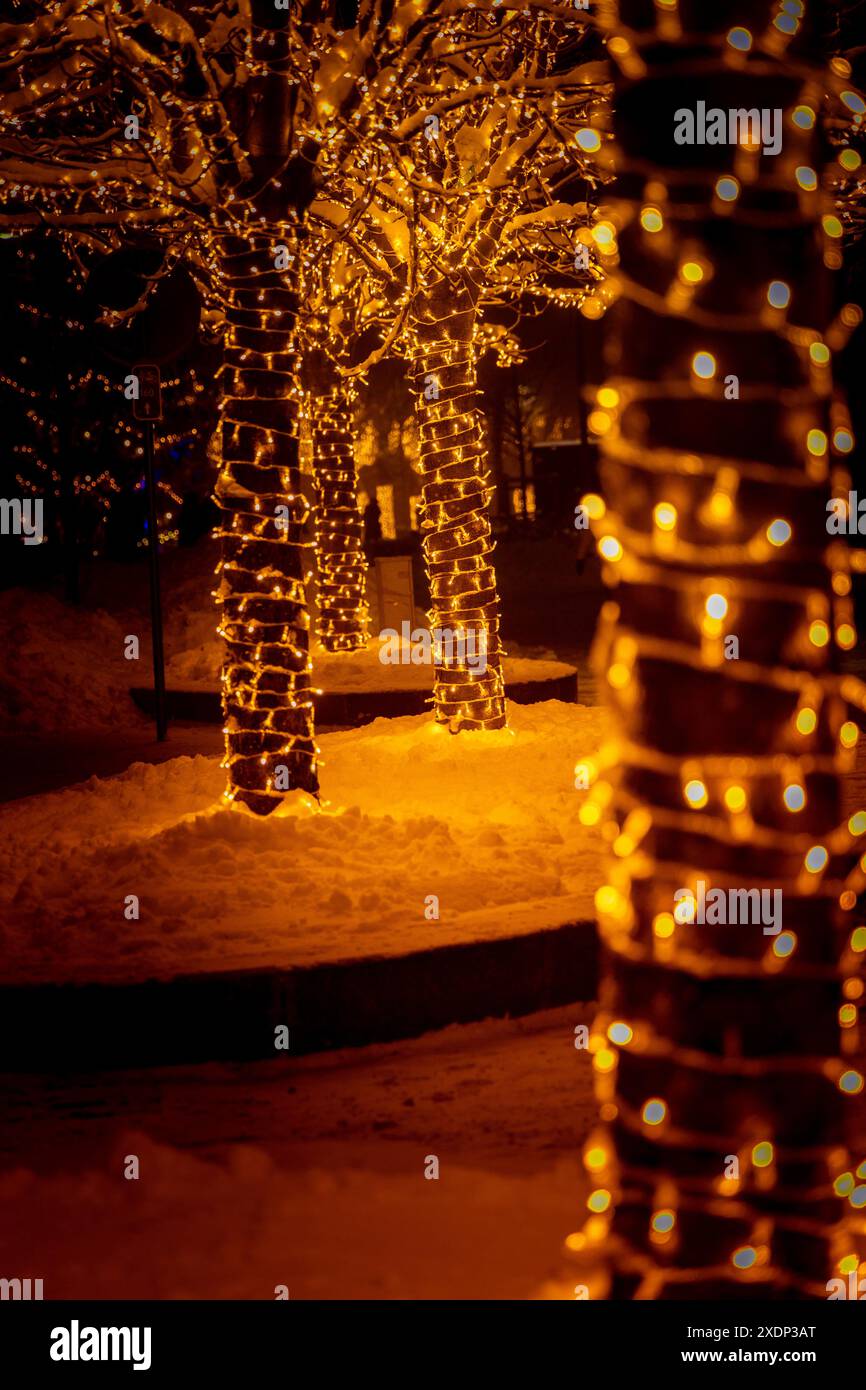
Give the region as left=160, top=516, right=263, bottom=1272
left=132, top=363, right=163, bottom=421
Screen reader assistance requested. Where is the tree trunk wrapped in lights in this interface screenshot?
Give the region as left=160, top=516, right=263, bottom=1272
left=215, top=230, right=318, bottom=815
left=569, top=0, right=866, bottom=1299
left=213, top=0, right=320, bottom=814
left=408, top=271, right=506, bottom=731
left=303, top=347, right=369, bottom=653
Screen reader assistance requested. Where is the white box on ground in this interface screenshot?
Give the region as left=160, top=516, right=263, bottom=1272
left=374, top=554, right=416, bottom=631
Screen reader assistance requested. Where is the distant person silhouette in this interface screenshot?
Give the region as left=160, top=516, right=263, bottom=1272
left=363, top=496, right=382, bottom=555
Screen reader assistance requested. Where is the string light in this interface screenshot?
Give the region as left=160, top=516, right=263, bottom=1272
left=0, top=246, right=207, bottom=539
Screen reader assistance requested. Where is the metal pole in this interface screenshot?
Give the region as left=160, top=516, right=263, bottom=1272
left=512, top=368, right=530, bottom=526
left=143, top=420, right=168, bottom=740
left=575, top=309, right=592, bottom=492
left=575, top=176, right=595, bottom=506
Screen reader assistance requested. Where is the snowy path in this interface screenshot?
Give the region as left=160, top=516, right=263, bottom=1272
left=0, top=1007, right=596, bottom=1299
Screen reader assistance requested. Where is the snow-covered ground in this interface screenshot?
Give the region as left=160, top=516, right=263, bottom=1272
left=0, top=701, right=605, bottom=984
left=0, top=1007, right=594, bottom=1298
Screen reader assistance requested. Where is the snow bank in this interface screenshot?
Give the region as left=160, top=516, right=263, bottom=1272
left=0, top=589, right=147, bottom=733
left=0, top=701, right=605, bottom=984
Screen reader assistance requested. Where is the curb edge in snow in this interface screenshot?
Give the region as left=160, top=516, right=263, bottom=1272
left=129, top=670, right=579, bottom=726
left=0, top=918, right=597, bottom=1071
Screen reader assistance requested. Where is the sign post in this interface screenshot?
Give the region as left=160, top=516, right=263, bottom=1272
left=133, top=364, right=167, bottom=741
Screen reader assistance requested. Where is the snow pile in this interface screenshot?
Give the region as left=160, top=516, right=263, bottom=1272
left=0, top=589, right=147, bottom=732
left=0, top=701, right=605, bottom=984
